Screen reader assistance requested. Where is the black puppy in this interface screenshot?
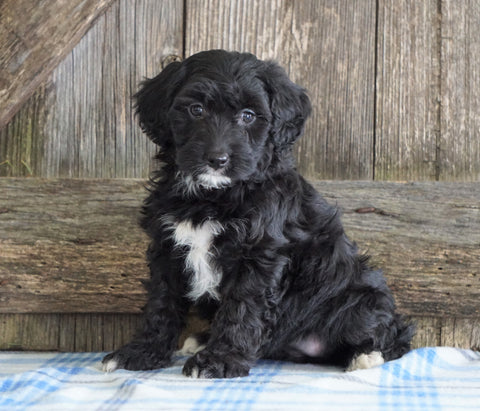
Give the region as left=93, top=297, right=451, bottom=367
left=103, top=50, right=414, bottom=378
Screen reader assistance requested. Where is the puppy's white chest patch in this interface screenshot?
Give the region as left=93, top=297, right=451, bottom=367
left=171, top=219, right=223, bottom=301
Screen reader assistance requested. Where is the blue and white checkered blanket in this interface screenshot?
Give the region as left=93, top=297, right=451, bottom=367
left=1, top=347, right=479, bottom=410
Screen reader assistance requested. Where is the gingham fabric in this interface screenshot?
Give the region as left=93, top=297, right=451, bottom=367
left=1, top=347, right=479, bottom=410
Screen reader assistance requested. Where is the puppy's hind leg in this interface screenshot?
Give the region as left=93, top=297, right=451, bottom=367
left=339, top=286, right=414, bottom=372
left=346, top=351, right=384, bottom=371
left=346, top=315, right=414, bottom=372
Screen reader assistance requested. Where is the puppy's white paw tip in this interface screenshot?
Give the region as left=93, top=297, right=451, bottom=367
left=102, top=359, right=119, bottom=373
left=187, top=366, right=200, bottom=379
left=347, top=351, right=384, bottom=371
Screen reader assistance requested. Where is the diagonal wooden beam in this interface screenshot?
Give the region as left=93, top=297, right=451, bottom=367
left=0, top=0, right=115, bottom=129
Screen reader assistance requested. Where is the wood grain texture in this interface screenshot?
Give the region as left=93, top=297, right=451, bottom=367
left=411, top=317, right=441, bottom=347
left=315, top=180, right=480, bottom=317
left=0, top=179, right=149, bottom=313
left=0, top=85, right=48, bottom=177
left=185, top=0, right=376, bottom=180
left=1, top=314, right=478, bottom=351
left=0, top=0, right=115, bottom=129
left=0, top=314, right=61, bottom=350
left=375, top=0, right=441, bottom=181
left=1, top=178, right=478, bottom=317
left=0, top=313, right=142, bottom=351
left=2, top=1, right=480, bottom=182
left=441, top=318, right=480, bottom=350
left=0, top=312, right=206, bottom=351
left=439, top=0, right=480, bottom=181
left=0, top=0, right=183, bottom=178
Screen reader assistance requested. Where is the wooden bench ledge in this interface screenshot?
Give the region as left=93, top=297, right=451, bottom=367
left=1, top=178, right=479, bottom=319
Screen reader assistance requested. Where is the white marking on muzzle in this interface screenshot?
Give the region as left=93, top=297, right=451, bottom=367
left=197, top=173, right=232, bottom=189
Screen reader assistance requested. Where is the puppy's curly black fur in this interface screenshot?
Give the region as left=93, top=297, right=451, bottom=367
left=103, top=50, right=414, bottom=378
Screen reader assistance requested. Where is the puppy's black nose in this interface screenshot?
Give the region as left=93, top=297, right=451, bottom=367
left=207, top=153, right=230, bottom=169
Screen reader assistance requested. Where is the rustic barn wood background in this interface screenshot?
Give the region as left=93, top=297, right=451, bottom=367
left=2, top=0, right=480, bottom=181
left=1, top=0, right=479, bottom=352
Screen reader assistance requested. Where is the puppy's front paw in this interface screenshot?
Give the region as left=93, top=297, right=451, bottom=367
left=182, top=350, right=250, bottom=379
left=102, top=342, right=172, bottom=372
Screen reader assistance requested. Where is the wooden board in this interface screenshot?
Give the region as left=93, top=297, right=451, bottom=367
left=375, top=0, right=440, bottom=181
left=0, top=312, right=206, bottom=351
left=0, top=178, right=478, bottom=317
left=175, top=0, right=376, bottom=180
left=375, top=0, right=480, bottom=182
left=441, top=318, right=480, bottom=350
left=0, top=0, right=115, bottom=129
left=0, top=179, right=149, bottom=313
left=439, top=0, right=480, bottom=181
left=2, top=0, right=480, bottom=182
left=1, top=314, right=478, bottom=351
left=0, top=313, right=142, bottom=351
left=0, top=0, right=183, bottom=178
left=315, top=180, right=480, bottom=317
left=411, top=317, right=441, bottom=348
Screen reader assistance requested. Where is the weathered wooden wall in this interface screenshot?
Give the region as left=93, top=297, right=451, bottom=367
left=1, top=0, right=479, bottom=180
left=376, top=0, right=480, bottom=181
left=0, top=0, right=116, bottom=129
left=185, top=0, right=377, bottom=180
left=1, top=0, right=183, bottom=178
left=1, top=179, right=479, bottom=316
left=1, top=179, right=479, bottom=351
left=0, top=0, right=479, bottom=352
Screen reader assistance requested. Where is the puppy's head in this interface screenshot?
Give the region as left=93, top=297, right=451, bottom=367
left=136, top=50, right=311, bottom=191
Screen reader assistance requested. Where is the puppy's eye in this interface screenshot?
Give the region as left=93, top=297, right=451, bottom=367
left=240, top=109, right=256, bottom=124
left=189, top=104, right=204, bottom=118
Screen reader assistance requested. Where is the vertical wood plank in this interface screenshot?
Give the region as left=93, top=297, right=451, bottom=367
left=0, top=314, right=60, bottom=350
left=410, top=316, right=441, bottom=348
left=439, top=0, right=480, bottom=181
left=0, top=314, right=143, bottom=351
left=0, top=86, right=48, bottom=177
left=74, top=314, right=101, bottom=351
left=46, top=0, right=183, bottom=178
left=375, top=0, right=440, bottom=181
left=58, top=315, right=76, bottom=351
left=441, top=318, right=480, bottom=349
left=185, top=0, right=376, bottom=180
left=2, top=314, right=480, bottom=351
left=1, top=0, right=183, bottom=178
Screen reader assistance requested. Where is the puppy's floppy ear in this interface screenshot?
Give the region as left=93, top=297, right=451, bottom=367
left=261, top=61, right=312, bottom=149
left=135, top=61, right=185, bottom=148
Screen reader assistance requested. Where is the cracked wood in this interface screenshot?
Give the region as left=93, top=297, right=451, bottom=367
left=0, top=178, right=478, bottom=317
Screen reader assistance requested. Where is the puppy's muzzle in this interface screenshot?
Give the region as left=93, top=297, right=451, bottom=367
left=207, top=152, right=230, bottom=170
